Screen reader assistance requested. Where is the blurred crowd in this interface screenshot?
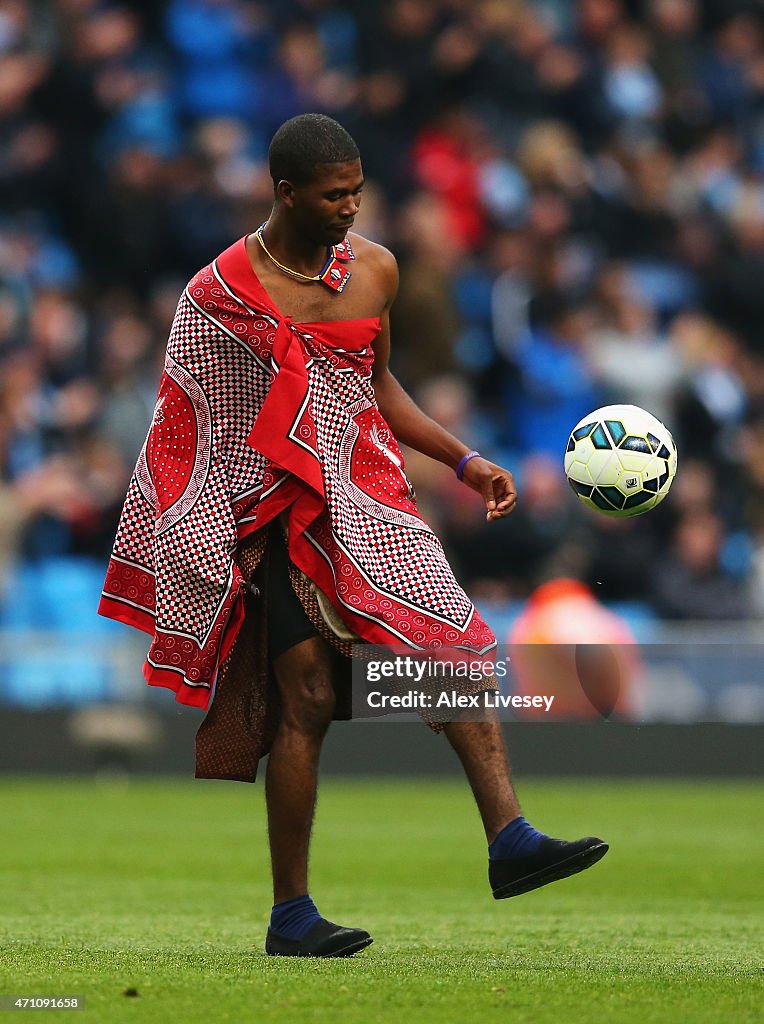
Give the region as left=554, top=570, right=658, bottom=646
left=2, top=0, right=764, bottom=621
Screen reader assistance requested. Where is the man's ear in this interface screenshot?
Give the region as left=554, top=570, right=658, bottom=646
left=277, top=179, right=296, bottom=208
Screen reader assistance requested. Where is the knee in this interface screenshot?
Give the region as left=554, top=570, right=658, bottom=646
left=279, top=654, right=336, bottom=734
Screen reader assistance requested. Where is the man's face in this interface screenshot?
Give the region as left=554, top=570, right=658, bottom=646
left=282, top=159, right=364, bottom=247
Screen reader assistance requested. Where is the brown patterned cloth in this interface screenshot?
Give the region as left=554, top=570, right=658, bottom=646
left=194, top=527, right=355, bottom=782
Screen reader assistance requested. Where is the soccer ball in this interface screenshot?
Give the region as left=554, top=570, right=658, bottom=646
left=564, top=404, right=677, bottom=516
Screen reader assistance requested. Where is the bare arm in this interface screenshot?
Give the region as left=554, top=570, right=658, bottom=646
left=370, top=250, right=517, bottom=520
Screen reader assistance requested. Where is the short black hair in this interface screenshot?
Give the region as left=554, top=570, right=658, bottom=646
left=268, top=113, right=360, bottom=188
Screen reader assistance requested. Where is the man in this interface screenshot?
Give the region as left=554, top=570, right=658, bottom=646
left=100, top=114, right=608, bottom=959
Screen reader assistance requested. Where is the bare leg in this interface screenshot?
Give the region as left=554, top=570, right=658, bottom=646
left=445, top=713, right=609, bottom=899
left=443, top=714, right=522, bottom=844
left=265, top=636, right=336, bottom=904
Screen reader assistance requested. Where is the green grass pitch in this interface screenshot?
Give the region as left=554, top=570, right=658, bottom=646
left=0, top=777, right=762, bottom=1023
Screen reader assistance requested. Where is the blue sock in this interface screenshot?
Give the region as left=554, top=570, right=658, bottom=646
left=489, top=817, right=548, bottom=860
left=270, top=895, right=322, bottom=940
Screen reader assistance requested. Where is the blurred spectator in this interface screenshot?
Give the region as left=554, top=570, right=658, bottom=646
left=390, top=192, right=463, bottom=389
left=603, top=23, right=663, bottom=125
left=506, top=294, right=602, bottom=457
left=649, top=0, right=702, bottom=97
left=702, top=13, right=762, bottom=124
left=411, top=106, right=489, bottom=250
left=652, top=511, right=751, bottom=619
left=587, top=263, right=684, bottom=423
left=164, top=0, right=273, bottom=120
left=671, top=312, right=747, bottom=464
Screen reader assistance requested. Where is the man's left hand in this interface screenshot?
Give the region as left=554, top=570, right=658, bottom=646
left=461, top=458, right=518, bottom=521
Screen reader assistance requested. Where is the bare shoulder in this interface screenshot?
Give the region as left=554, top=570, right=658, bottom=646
left=349, top=232, right=399, bottom=297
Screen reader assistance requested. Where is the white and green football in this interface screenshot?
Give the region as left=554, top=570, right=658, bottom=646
left=564, top=404, right=677, bottom=516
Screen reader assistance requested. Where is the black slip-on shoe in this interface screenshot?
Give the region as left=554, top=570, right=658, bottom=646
left=265, top=918, right=373, bottom=958
left=490, top=836, right=609, bottom=899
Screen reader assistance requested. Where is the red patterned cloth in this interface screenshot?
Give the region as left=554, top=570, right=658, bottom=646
left=99, top=237, right=496, bottom=709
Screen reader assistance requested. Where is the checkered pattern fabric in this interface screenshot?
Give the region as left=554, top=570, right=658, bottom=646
left=99, top=237, right=496, bottom=709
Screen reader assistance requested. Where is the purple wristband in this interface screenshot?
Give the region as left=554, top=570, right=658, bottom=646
left=456, top=450, right=481, bottom=481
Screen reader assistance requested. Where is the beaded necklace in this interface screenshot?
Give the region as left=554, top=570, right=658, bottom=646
left=254, top=224, right=355, bottom=292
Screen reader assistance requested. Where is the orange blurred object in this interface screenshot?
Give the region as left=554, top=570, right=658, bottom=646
left=508, top=578, right=641, bottom=719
